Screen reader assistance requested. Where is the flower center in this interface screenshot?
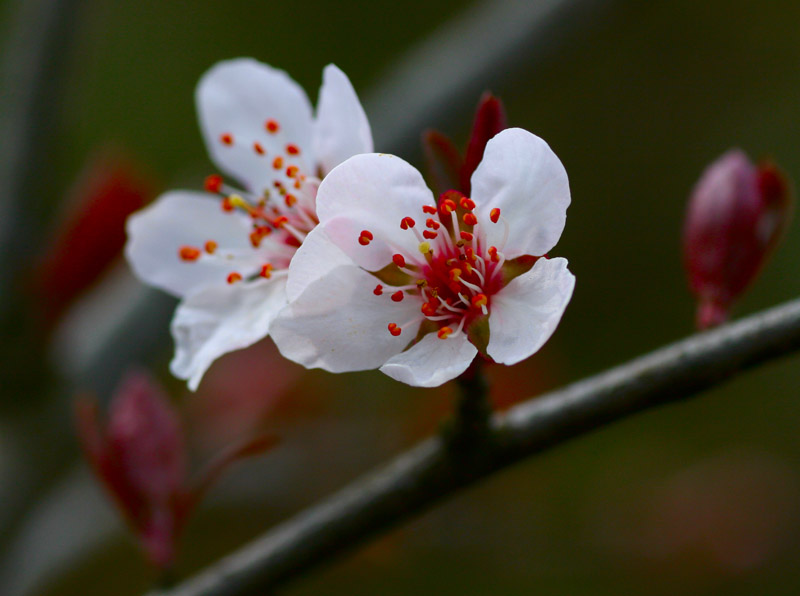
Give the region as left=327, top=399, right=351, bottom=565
left=178, top=118, right=320, bottom=284
left=365, top=190, right=510, bottom=340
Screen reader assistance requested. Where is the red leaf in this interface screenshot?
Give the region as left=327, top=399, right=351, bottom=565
left=460, top=93, right=507, bottom=195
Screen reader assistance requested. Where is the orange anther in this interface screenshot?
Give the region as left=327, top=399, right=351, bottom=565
left=253, top=142, right=265, bottom=155
left=358, top=230, right=374, bottom=246
left=449, top=268, right=462, bottom=281
left=459, top=197, right=476, bottom=210
left=440, top=199, right=457, bottom=214
left=220, top=133, right=233, bottom=146
left=227, top=272, right=242, bottom=284
left=471, top=293, right=488, bottom=309
left=273, top=215, right=289, bottom=228
left=250, top=231, right=263, bottom=247
left=422, top=205, right=438, bottom=215
left=179, top=246, right=201, bottom=261
left=463, top=212, right=478, bottom=226
left=392, top=254, right=406, bottom=267
left=265, top=119, right=280, bottom=133
left=373, top=284, right=384, bottom=296
left=221, top=197, right=235, bottom=212
left=260, top=264, right=273, bottom=279
left=286, top=165, right=299, bottom=178
left=388, top=323, right=402, bottom=336
left=400, top=217, right=416, bottom=230
left=391, top=291, right=404, bottom=302
left=490, top=208, right=501, bottom=223
left=204, top=174, right=223, bottom=193
left=437, top=327, right=453, bottom=339
left=284, top=194, right=297, bottom=207
left=488, top=246, right=499, bottom=262
left=426, top=218, right=440, bottom=229
left=286, top=144, right=300, bottom=155
left=272, top=156, right=284, bottom=169
left=204, top=240, right=218, bottom=254
left=421, top=302, right=437, bottom=316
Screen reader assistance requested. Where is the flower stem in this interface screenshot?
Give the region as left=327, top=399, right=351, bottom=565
left=445, top=359, right=492, bottom=453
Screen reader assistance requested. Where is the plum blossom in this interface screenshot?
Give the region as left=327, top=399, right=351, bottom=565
left=272, top=128, right=575, bottom=387
left=125, top=59, right=372, bottom=389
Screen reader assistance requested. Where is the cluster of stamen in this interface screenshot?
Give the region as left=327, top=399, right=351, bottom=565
left=361, top=190, right=510, bottom=340
left=177, top=117, right=320, bottom=285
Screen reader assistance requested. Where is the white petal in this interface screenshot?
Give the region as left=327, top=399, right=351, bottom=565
left=315, top=153, right=434, bottom=270
left=170, top=277, right=287, bottom=390
left=196, top=58, right=314, bottom=193
left=486, top=257, right=574, bottom=365
left=313, top=64, right=373, bottom=176
left=285, top=225, right=352, bottom=302
left=472, top=128, right=570, bottom=258
left=125, top=191, right=258, bottom=297
left=271, top=263, right=420, bottom=372
left=380, top=332, right=477, bottom=388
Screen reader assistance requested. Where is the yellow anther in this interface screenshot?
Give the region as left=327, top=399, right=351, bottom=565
left=418, top=241, right=431, bottom=254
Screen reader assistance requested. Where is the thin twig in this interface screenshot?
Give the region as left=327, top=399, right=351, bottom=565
left=149, top=296, right=800, bottom=596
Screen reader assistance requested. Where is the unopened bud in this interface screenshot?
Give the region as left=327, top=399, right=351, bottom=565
left=683, top=149, right=792, bottom=329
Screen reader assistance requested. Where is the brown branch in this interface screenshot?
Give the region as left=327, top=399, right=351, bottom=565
left=150, top=296, right=800, bottom=596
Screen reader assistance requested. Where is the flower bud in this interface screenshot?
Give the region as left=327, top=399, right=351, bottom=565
left=683, top=149, right=791, bottom=329
left=75, top=369, right=276, bottom=571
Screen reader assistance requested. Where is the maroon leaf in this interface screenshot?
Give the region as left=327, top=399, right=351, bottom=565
left=460, top=93, right=507, bottom=195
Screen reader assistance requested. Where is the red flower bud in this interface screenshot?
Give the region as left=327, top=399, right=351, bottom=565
left=75, top=369, right=276, bottom=571
left=683, top=149, right=792, bottom=329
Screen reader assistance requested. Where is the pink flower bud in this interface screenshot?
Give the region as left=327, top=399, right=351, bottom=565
left=683, top=149, right=792, bottom=329
left=75, top=369, right=277, bottom=571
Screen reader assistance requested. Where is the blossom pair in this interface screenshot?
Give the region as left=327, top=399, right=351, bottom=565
left=126, top=58, right=574, bottom=389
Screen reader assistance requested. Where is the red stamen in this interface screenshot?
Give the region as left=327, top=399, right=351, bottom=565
left=388, top=323, right=402, bottom=336
left=286, top=144, right=300, bottom=155
left=358, top=230, right=374, bottom=245
left=391, top=291, right=404, bottom=302
left=373, top=284, right=383, bottom=296
left=440, top=199, right=457, bottom=214
left=460, top=231, right=473, bottom=241
left=204, top=240, right=217, bottom=254
left=253, top=142, right=265, bottom=155
left=227, top=272, right=242, bottom=284
left=463, top=212, right=478, bottom=226
left=400, top=217, right=416, bottom=230
left=260, top=264, right=273, bottom=278
left=459, top=197, right=476, bottom=210
left=490, top=207, right=501, bottom=223
left=421, top=302, right=437, bottom=316
left=204, top=174, right=223, bottom=193
left=423, top=230, right=438, bottom=240
left=265, top=119, right=280, bottom=133
left=220, top=133, right=233, bottom=146
left=179, top=246, right=201, bottom=261
left=273, top=215, right=289, bottom=228
left=392, top=254, right=406, bottom=267
left=221, top=197, right=235, bottom=212
left=426, top=218, right=440, bottom=229
left=438, top=327, right=453, bottom=339
left=488, top=246, right=499, bottom=262
left=422, top=205, right=437, bottom=215
left=471, top=294, right=488, bottom=309
left=286, top=165, right=299, bottom=178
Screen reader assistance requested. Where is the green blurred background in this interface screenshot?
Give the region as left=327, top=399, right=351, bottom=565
left=2, top=0, right=800, bottom=594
